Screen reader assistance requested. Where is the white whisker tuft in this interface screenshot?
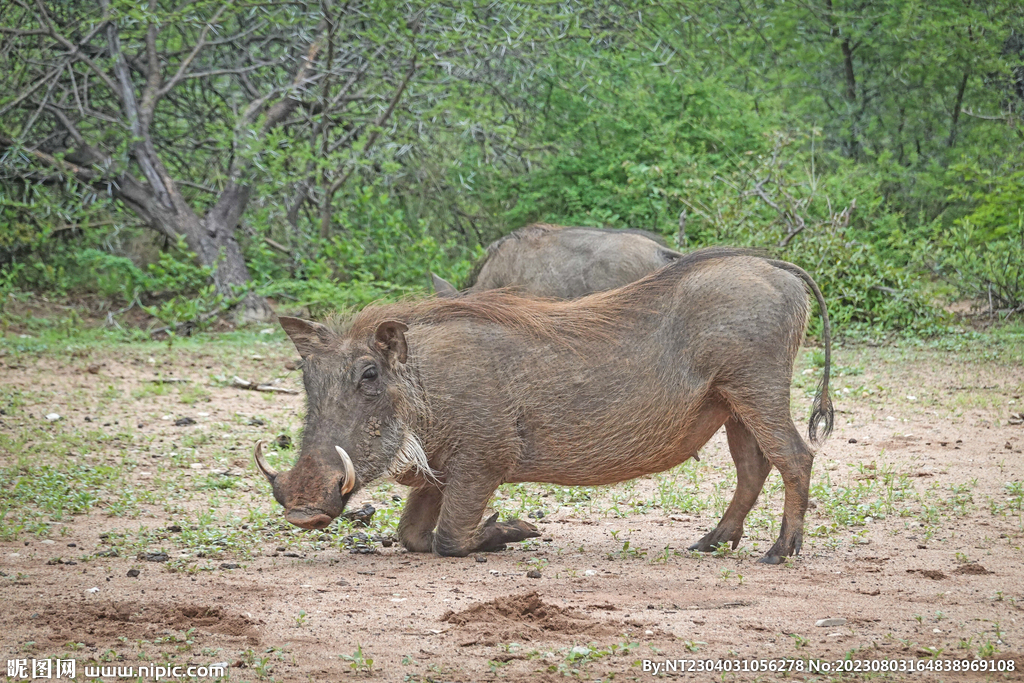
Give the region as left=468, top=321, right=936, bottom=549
left=387, top=430, right=441, bottom=485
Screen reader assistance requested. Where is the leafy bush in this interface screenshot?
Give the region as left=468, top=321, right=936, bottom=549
left=253, top=186, right=475, bottom=315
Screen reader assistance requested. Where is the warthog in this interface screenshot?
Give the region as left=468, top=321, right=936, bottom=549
left=257, top=247, right=833, bottom=564
left=431, top=223, right=682, bottom=298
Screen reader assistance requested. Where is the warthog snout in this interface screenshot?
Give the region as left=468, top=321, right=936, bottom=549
left=254, top=440, right=357, bottom=527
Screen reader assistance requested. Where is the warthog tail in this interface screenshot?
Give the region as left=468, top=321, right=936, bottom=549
left=769, top=259, right=834, bottom=445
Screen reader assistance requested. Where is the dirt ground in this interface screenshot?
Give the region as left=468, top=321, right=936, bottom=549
left=0, top=327, right=1022, bottom=682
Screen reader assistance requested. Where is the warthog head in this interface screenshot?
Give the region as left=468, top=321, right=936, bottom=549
left=255, top=316, right=431, bottom=529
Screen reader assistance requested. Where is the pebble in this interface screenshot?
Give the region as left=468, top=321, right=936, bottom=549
left=475, top=555, right=487, bottom=563
left=138, top=552, right=169, bottom=562
left=40, top=539, right=55, bottom=545
left=526, top=569, right=542, bottom=579
left=815, top=617, right=847, bottom=628
left=127, top=569, right=140, bottom=578
left=45, top=413, right=61, bottom=421
left=86, top=587, right=99, bottom=593
left=584, top=570, right=597, bottom=576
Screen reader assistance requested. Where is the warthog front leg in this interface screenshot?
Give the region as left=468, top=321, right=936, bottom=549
left=689, top=416, right=772, bottom=553
left=397, top=486, right=443, bottom=553
left=432, top=469, right=540, bottom=557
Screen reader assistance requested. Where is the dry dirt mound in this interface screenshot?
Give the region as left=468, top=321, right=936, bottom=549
left=7, top=601, right=261, bottom=647
left=442, top=591, right=619, bottom=645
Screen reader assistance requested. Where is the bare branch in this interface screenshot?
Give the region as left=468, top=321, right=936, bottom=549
left=320, top=55, right=418, bottom=237
left=32, top=0, right=120, bottom=97
left=156, top=1, right=232, bottom=99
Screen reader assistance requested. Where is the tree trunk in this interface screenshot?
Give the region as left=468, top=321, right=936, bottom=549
left=117, top=175, right=273, bottom=322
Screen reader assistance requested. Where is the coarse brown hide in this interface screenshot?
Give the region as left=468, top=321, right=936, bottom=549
left=262, top=247, right=834, bottom=563
left=431, top=223, right=681, bottom=299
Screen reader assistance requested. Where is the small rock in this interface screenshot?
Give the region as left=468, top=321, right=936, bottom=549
left=174, top=417, right=196, bottom=426
left=87, top=363, right=102, bottom=374
left=342, top=503, right=376, bottom=527
left=568, top=645, right=591, bottom=658
left=220, top=563, right=240, bottom=570
left=45, top=413, right=61, bottom=422
left=815, top=617, right=847, bottom=628
left=526, top=569, right=542, bottom=579
left=475, top=555, right=487, bottom=563
left=167, top=525, right=182, bottom=533
left=283, top=552, right=301, bottom=558
left=584, top=569, right=597, bottom=576
left=284, top=360, right=300, bottom=371
left=127, top=569, right=140, bottom=578
left=259, top=328, right=275, bottom=335
left=67, top=543, right=76, bottom=548
left=137, top=552, right=169, bottom=563
left=40, top=539, right=55, bottom=545
left=275, top=546, right=286, bottom=552
left=848, top=438, right=858, bottom=444
left=189, top=463, right=204, bottom=470
left=527, top=510, right=546, bottom=519
left=275, top=434, right=293, bottom=449
left=86, top=587, right=100, bottom=593
left=247, top=417, right=265, bottom=426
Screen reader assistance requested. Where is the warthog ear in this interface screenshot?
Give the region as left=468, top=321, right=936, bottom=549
left=430, top=273, right=459, bottom=298
left=374, top=320, right=409, bottom=365
left=279, top=316, right=333, bottom=359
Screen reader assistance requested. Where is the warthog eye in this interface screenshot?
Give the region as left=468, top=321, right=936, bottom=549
left=361, top=366, right=378, bottom=381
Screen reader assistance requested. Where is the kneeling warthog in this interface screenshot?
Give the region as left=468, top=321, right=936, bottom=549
left=257, top=247, right=833, bottom=564
left=431, top=223, right=682, bottom=299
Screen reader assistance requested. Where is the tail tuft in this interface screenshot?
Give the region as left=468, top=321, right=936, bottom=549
left=808, top=376, right=834, bottom=445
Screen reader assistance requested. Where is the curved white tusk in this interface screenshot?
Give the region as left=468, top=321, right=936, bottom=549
left=253, top=440, right=278, bottom=482
left=335, top=446, right=356, bottom=495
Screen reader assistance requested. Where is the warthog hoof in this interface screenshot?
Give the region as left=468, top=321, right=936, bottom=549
left=687, top=527, right=740, bottom=553
left=756, top=554, right=787, bottom=565
left=475, top=512, right=541, bottom=552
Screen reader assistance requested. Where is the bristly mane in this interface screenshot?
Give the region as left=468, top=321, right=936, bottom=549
left=337, top=246, right=759, bottom=344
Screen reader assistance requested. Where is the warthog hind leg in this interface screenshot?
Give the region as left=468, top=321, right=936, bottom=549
left=689, top=416, right=772, bottom=553
left=753, top=422, right=813, bottom=564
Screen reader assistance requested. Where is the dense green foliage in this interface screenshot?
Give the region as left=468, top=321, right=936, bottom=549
left=2, top=0, right=1023, bottom=332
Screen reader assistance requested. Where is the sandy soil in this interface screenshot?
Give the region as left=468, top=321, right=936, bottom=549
left=0, top=332, right=1022, bottom=682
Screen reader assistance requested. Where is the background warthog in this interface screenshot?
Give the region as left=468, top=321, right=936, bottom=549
left=431, top=223, right=681, bottom=298
left=259, top=247, right=833, bottom=564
